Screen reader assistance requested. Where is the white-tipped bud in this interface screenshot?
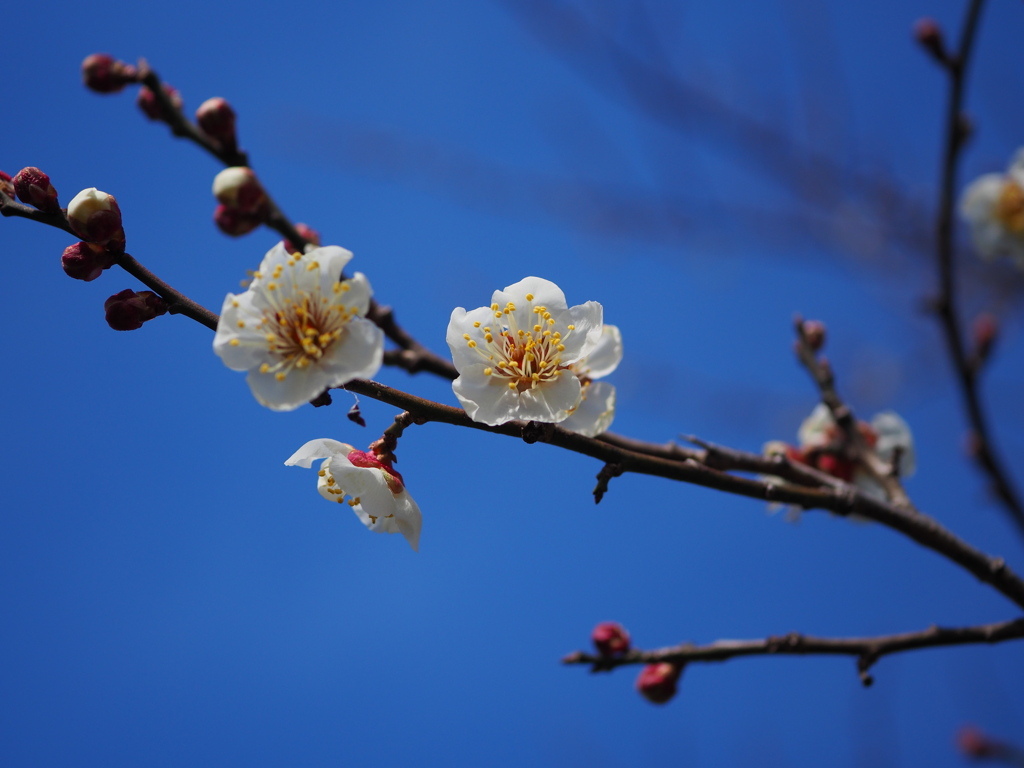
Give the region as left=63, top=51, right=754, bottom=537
left=212, top=167, right=266, bottom=213
left=67, top=187, right=125, bottom=249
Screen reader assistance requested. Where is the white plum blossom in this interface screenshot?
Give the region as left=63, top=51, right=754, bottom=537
left=285, top=438, right=422, bottom=551
left=213, top=243, right=383, bottom=411
left=561, top=324, right=623, bottom=437
left=796, top=404, right=916, bottom=499
left=960, top=148, right=1024, bottom=266
left=446, top=276, right=604, bottom=426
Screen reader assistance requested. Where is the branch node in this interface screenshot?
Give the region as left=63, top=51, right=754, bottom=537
left=593, top=462, right=624, bottom=504
left=522, top=420, right=555, bottom=445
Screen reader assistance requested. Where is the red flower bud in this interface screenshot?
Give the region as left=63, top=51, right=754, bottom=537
left=212, top=167, right=266, bottom=213
left=282, top=222, right=322, bottom=254
left=635, top=662, right=682, bottom=704
left=0, top=170, right=14, bottom=199
left=67, top=188, right=125, bottom=249
left=196, top=97, right=237, bottom=144
left=13, top=167, right=60, bottom=212
left=592, top=622, right=631, bottom=657
left=214, top=204, right=263, bottom=237
left=62, top=241, right=116, bottom=281
left=137, top=84, right=183, bottom=121
left=81, top=54, right=138, bottom=93
left=104, top=289, right=168, bottom=331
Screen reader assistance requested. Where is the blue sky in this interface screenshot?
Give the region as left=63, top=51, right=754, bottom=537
left=3, top=0, right=1024, bottom=766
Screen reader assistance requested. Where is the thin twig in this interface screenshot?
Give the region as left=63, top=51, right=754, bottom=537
left=563, top=617, right=1024, bottom=686
left=930, top=0, right=1024, bottom=538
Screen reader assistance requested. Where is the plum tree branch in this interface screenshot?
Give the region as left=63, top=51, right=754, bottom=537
left=562, top=616, right=1024, bottom=686
left=928, top=0, right=1024, bottom=538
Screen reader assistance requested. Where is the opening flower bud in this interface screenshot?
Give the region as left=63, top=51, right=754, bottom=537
left=13, top=167, right=60, bottom=212
left=592, top=622, right=631, bottom=657
left=81, top=54, right=138, bottom=93
left=62, top=241, right=116, bottom=282
left=214, top=203, right=263, bottom=237
left=67, top=187, right=124, bottom=249
left=196, top=97, right=237, bottom=144
left=104, top=289, right=168, bottom=331
left=137, top=84, right=183, bottom=121
left=212, top=167, right=266, bottom=213
left=635, top=662, right=683, bottom=704
left=282, top=223, right=321, bottom=254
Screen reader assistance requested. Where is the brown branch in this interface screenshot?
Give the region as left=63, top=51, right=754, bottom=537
left=8, top=179, right=1024, bottom=616
left=930, top=0, right=1024, bottom=539
left=562, top=617, right=1024, bottom=686
left=340, top=378, right=1024, bottom=610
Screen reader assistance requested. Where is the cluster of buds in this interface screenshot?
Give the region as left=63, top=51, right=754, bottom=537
left=635, top=662, right=683, bottom=704
left=81, top=54, right=139, bottom=93
left=213, top=167, right=267, bottom=236
left=104, top=289, right=168, bottom=331
left=137, top=83, right=183, bottom=122
left=12, top=167, right=60, bottom=212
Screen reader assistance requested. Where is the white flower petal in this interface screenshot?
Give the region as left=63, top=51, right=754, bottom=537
left=318, top=317, right=384, bottom=383
left=562, top=381, right=616, bottom=436
left=561, top=301, right=604, bottom=361
left=960, top=174, right=1003, bottom=223
left=492, top=276, right=568, bottom=312
left=577, top=325, right=623, bottom=379
left=516, top=371, right=582, bottom=423
left=870, top=411, right=916, bottom=477
left=212, top=294, right=271, bottom=371
left=452, top=364, right=522, bottom=425
left=342, top=272, right=373, bottom=317
left=446, top=305, right=499, bottom=373
left=245, top=364, right=331, bottom=412
left=285, top=439, right=354, bottom=468
left=797, top=403, right=835, bottom=448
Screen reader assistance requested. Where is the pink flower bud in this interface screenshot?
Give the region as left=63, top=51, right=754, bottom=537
left=67, top=188, right=125, bottom=249
left=104, top=289, right=168, bottom=331
left=137, top=84, right=183, bottom=121
left=196, top=97, right=237, bottom=144
left=282, top=223, right=321, bottom=254
left=62, top=241, right=117, bottom=282
left=213, top=204, right=263, bottom=237
left=81, top=54, right=138, bottom=93
left=0, top=170, right=14, bottom=199
left=212, top=167, right=266, bottom=213
left=13, top=167, right=60, bottom=212
left=592, top=622, right=631, bottom=657
left=635, top=662, right=682, bottom=704
left=801, top=320, right=826, bottom=352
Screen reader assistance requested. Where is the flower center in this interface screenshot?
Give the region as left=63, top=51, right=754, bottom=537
left=249, top=256, right=356, bottom=382
left=996, top=181, right=1024, bottom=233
left=463, top=294, right=576, bottom=392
